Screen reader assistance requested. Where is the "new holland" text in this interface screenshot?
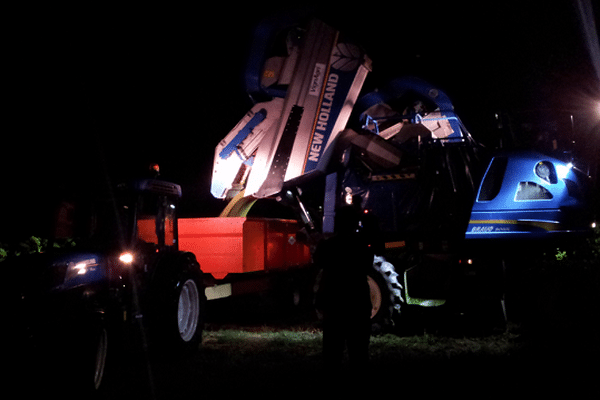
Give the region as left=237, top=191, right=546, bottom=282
left=308, top=73, right=338, bottom=162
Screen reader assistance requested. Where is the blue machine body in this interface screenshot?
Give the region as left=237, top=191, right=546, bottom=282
left=466, top=151, right=593, bottom=239
left=236, top=13, right=596, bottom=243
left=50, top=252, right=107, bottom=292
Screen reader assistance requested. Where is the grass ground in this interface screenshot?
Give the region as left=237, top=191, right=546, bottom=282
left=101, top=246, right=600, bottom=399
left=22, top=285, right=600, bottom=399
left=16, top=229, right=600, bottom=399
left=153, top=323, right=595, bottom=398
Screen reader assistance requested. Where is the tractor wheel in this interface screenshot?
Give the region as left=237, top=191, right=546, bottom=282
left=148, top=254, right=206, bottom=355
left=314, top=255, right=403, bottom=333
left=177, top=277, right=202, bottom=342
left=67, top=314, right=109, bottom=393
left=368, top=256, right=403, bottom=333
left=90, top=323, right=109, bottom=390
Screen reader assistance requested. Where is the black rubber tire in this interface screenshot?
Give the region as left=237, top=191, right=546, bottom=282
left=313, top=255, right=404, bottom=333
left=369, top=255, right=404, bottom=333
left=66, top=314, right=109, bottom=394
left=148, top=254, right=206, bottom=355
left=90, top=323, right=109, bottom=391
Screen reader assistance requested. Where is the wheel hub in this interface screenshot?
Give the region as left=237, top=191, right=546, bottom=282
left=178, top=279, right=200, bottom=342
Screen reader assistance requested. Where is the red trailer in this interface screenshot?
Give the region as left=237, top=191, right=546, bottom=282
left=178, top=217, right=311, bottom=300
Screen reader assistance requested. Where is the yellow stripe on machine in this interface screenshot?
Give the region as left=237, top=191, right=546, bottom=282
left=371, top=172, right=416, bottom=181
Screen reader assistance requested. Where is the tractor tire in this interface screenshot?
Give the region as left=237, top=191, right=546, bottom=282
left=148, top=253, right=206, bottom=356
left=369, top=255, right=404, bottom=333
left=66, top=313, right=109, bottom=394
left=314, top=255, right=403, bottom=333
left=90, top=322, right=109, bottom=391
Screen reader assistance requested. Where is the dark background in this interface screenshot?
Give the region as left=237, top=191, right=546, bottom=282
left=3, top=2, right=599, bottom=241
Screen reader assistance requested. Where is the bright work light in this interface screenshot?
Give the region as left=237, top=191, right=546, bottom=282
left=119, top=252, right=134, bottom=264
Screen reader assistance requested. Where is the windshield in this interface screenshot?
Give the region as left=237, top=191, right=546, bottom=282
left=135, top=193, right=177, bottom=247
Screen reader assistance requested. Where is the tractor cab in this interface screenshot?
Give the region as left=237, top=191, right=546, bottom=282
left=128, top=178, right=182, bottom=250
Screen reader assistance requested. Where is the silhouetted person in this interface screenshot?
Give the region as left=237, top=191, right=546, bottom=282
left=314, top=206, right=373, bottom=375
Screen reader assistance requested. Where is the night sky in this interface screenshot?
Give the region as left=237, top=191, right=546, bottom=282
left=3, top=3, right=599, bottom=241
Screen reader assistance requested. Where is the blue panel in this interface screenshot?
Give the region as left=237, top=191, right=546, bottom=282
left=466, top=151, right=593, bottom=239
left=218, top=109, right=267, bottom=160
left=53, top=253, right=106, bottom=290
left=244, top=11, right=312, bottom=99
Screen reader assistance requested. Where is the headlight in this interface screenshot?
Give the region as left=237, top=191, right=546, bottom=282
left=119, top=252, right=134, bottom=265
left=535, top=161, right=557, bottom=184
left=64, top=258, right=98, bottom=282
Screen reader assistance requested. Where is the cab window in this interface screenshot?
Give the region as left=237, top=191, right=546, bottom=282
left=136, top=194, right=176, bottom=247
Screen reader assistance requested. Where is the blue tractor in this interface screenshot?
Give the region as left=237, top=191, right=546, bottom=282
left=11, top=176, right=205, bottom=393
